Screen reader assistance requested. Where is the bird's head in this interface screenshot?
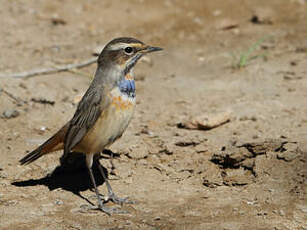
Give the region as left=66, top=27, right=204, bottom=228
left=98, top=37, right=162, bottom=75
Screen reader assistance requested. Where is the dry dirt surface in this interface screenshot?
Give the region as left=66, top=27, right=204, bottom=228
left=0, top=0, right=307, bottom=229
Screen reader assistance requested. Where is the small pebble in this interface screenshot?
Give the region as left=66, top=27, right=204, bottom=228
left=2, top=109, right=20, bottom=119
left=55, top=199, right=63, bottom=205
left=0, top=171, right=8, bottom=179
left=279, top=210, right=285, bottom=216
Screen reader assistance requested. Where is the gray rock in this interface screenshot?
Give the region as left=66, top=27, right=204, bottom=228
left=2, top=109, right=20, bottom=118
left=55, top=199, right=63, bottom=205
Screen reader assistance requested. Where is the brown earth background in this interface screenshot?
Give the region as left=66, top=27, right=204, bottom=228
left=0, top=0, right=306, bottom=229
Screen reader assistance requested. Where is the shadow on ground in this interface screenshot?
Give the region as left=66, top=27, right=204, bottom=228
left=11, top=151, right=118, bottom=204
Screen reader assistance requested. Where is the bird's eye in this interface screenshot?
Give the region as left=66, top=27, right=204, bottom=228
left=124, top=47, right=133, bottom=54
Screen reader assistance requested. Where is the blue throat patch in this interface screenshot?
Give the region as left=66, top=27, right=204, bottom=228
left=118, top=79, right=135, bottom=98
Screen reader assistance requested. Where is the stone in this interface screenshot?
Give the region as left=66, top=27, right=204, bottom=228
left=2, top=109, right=20, bottom=119
left=277, top=143, right=301, bottom=162
left=178, top=111, right=231, bottom=130
left=222, top=168, right=253, bottom=186
left=211, top=145, right=253, bottom=168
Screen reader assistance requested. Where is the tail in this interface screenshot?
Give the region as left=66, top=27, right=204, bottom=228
left=20, top=124, right=68, bottom=165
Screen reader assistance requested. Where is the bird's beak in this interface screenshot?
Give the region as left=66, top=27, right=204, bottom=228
left=144, top=46, right=163, bottom=53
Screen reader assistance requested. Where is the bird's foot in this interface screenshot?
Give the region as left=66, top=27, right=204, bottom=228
left=105, top=192, right=134, bottom=206
left=91, top=193, right=134, bottom=205
left=80, top=204, right=127, bottom=215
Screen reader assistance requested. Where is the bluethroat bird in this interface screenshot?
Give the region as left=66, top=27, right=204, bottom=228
left=19, top=37, right=162, bottom=214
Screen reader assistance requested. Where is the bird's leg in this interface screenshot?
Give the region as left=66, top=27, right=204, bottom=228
left=109, top=151, right=116, bottom=175
left=59, top=151, right=69, bottom=166
left=85, top=153, right=125, bottom=214
left=97, top=161, right=134, bottom=205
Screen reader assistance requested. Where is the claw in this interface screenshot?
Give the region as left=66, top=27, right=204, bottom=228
left=80, top=204, right=127, bottom=215
left=96, top=162, right=134, bottom=205
left=106, top=192, right=134, bottom=205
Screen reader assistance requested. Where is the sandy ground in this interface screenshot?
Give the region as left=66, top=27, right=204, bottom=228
left=0, top=0, right=307, bottom=229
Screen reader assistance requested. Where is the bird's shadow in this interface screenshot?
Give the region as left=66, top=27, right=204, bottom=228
left=12, top=150, right=119, bottom=205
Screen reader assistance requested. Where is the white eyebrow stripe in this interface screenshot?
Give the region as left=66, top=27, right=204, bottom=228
left=107, top=42, right=144, bottom=51
left=107, top=43, right=129, bottom=50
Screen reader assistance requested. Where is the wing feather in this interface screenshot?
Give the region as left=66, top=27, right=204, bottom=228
left=64, top=86, right=108, bottom=153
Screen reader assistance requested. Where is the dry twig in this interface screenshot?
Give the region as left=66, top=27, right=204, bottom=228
left=1, top=89, right=27, bottom=104
left=0, top=57, right=97, bottom=79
